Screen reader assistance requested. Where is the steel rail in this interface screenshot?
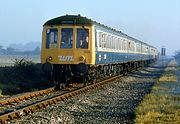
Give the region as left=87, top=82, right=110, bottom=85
left=0, top=87, right=55, bottom=107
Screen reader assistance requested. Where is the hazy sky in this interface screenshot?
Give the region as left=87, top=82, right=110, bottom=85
left=0, top=0, right=180, bottom=55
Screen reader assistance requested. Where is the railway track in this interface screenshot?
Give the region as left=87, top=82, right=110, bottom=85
left=0, top=74, right=123, bottom=123
left=0, top=88, right=55, bottom=107
left=0, top=88, right=68, bottom=114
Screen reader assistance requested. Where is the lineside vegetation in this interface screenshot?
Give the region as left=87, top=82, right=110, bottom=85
left=0, top=59, right=51, bottom=95
left=135, top=59, right=180, bottom=124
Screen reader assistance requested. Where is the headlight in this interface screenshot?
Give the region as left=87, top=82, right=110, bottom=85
left=48, top=56, right=53, bottom=61
left=79, top=56, right=85, bottom=61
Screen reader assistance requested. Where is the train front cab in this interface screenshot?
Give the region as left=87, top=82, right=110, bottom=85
left=41, top=25, right=96, bottom=86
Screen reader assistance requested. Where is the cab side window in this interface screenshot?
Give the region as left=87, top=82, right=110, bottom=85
left=46, top=28, right=58, bottom=48
left=76, top=29, right=89, bottom=49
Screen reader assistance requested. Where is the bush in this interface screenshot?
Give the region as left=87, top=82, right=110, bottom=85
left=0, top=58, right=52, bottom=95
left=13, top=58, right=37, bottom=79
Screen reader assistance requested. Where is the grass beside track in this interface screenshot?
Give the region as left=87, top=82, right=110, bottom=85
left=135, top=59, right=180, bottom=124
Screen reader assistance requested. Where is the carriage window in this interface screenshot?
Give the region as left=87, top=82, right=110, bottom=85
left=112, top=37, right=115, bottom=49
left=60, top=28, right=73, bottom=48
left=99, top=32, right=102, bottom=47
left=107, top=35, right=111, bottom=48
left=46, top=28, right=58, bottom=48
left=95, top=31, right=98, bottom=47
left=118, top=38, right=120, bottom=50
left=110, top=37, right=112, bottom=49
left=115, top=38, right=118, bottom=49
left=101, top=34, right=105, bottom=48
left=128, top=42, right=131, bottom=49
left=76, top=28, right=89, bottom=49
left=103, top=34, right=106, bottom=48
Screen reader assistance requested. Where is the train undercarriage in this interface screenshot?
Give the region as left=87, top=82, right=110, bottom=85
left=48, top=59, right=156, bottom=89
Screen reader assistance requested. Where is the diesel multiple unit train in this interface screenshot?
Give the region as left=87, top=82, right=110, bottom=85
left=41, top=15, right=158, bottom=88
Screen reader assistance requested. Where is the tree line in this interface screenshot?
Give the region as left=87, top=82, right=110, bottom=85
left=0, top=45, right=40, bottom=55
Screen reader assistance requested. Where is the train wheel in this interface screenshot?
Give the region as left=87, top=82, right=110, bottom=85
left=82, top=75, right=87, bottom=87
left=117, top=64, right=121, bottom=75
left=54, top=82, right=60, bottom=90
left=92, top=76, right=97, bottom=84
left=123, top=64, right=128, bottom=76
left=142, top=61, right=145, bottom=68
left=135, top=63, right=138, bottom=71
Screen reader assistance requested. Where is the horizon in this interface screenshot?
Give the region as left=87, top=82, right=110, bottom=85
left=0, top=41, right=40, bottom=48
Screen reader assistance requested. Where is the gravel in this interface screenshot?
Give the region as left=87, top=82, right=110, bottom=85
left=12, top=62, right=166, bottom=124
left=0, top=89, right=78, bottom=114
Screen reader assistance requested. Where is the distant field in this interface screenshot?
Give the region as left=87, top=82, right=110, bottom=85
left=0, top=55, right=40, bottom=66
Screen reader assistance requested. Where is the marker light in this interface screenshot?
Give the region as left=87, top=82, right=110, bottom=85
left=48, top=56, right=53, bottom=61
